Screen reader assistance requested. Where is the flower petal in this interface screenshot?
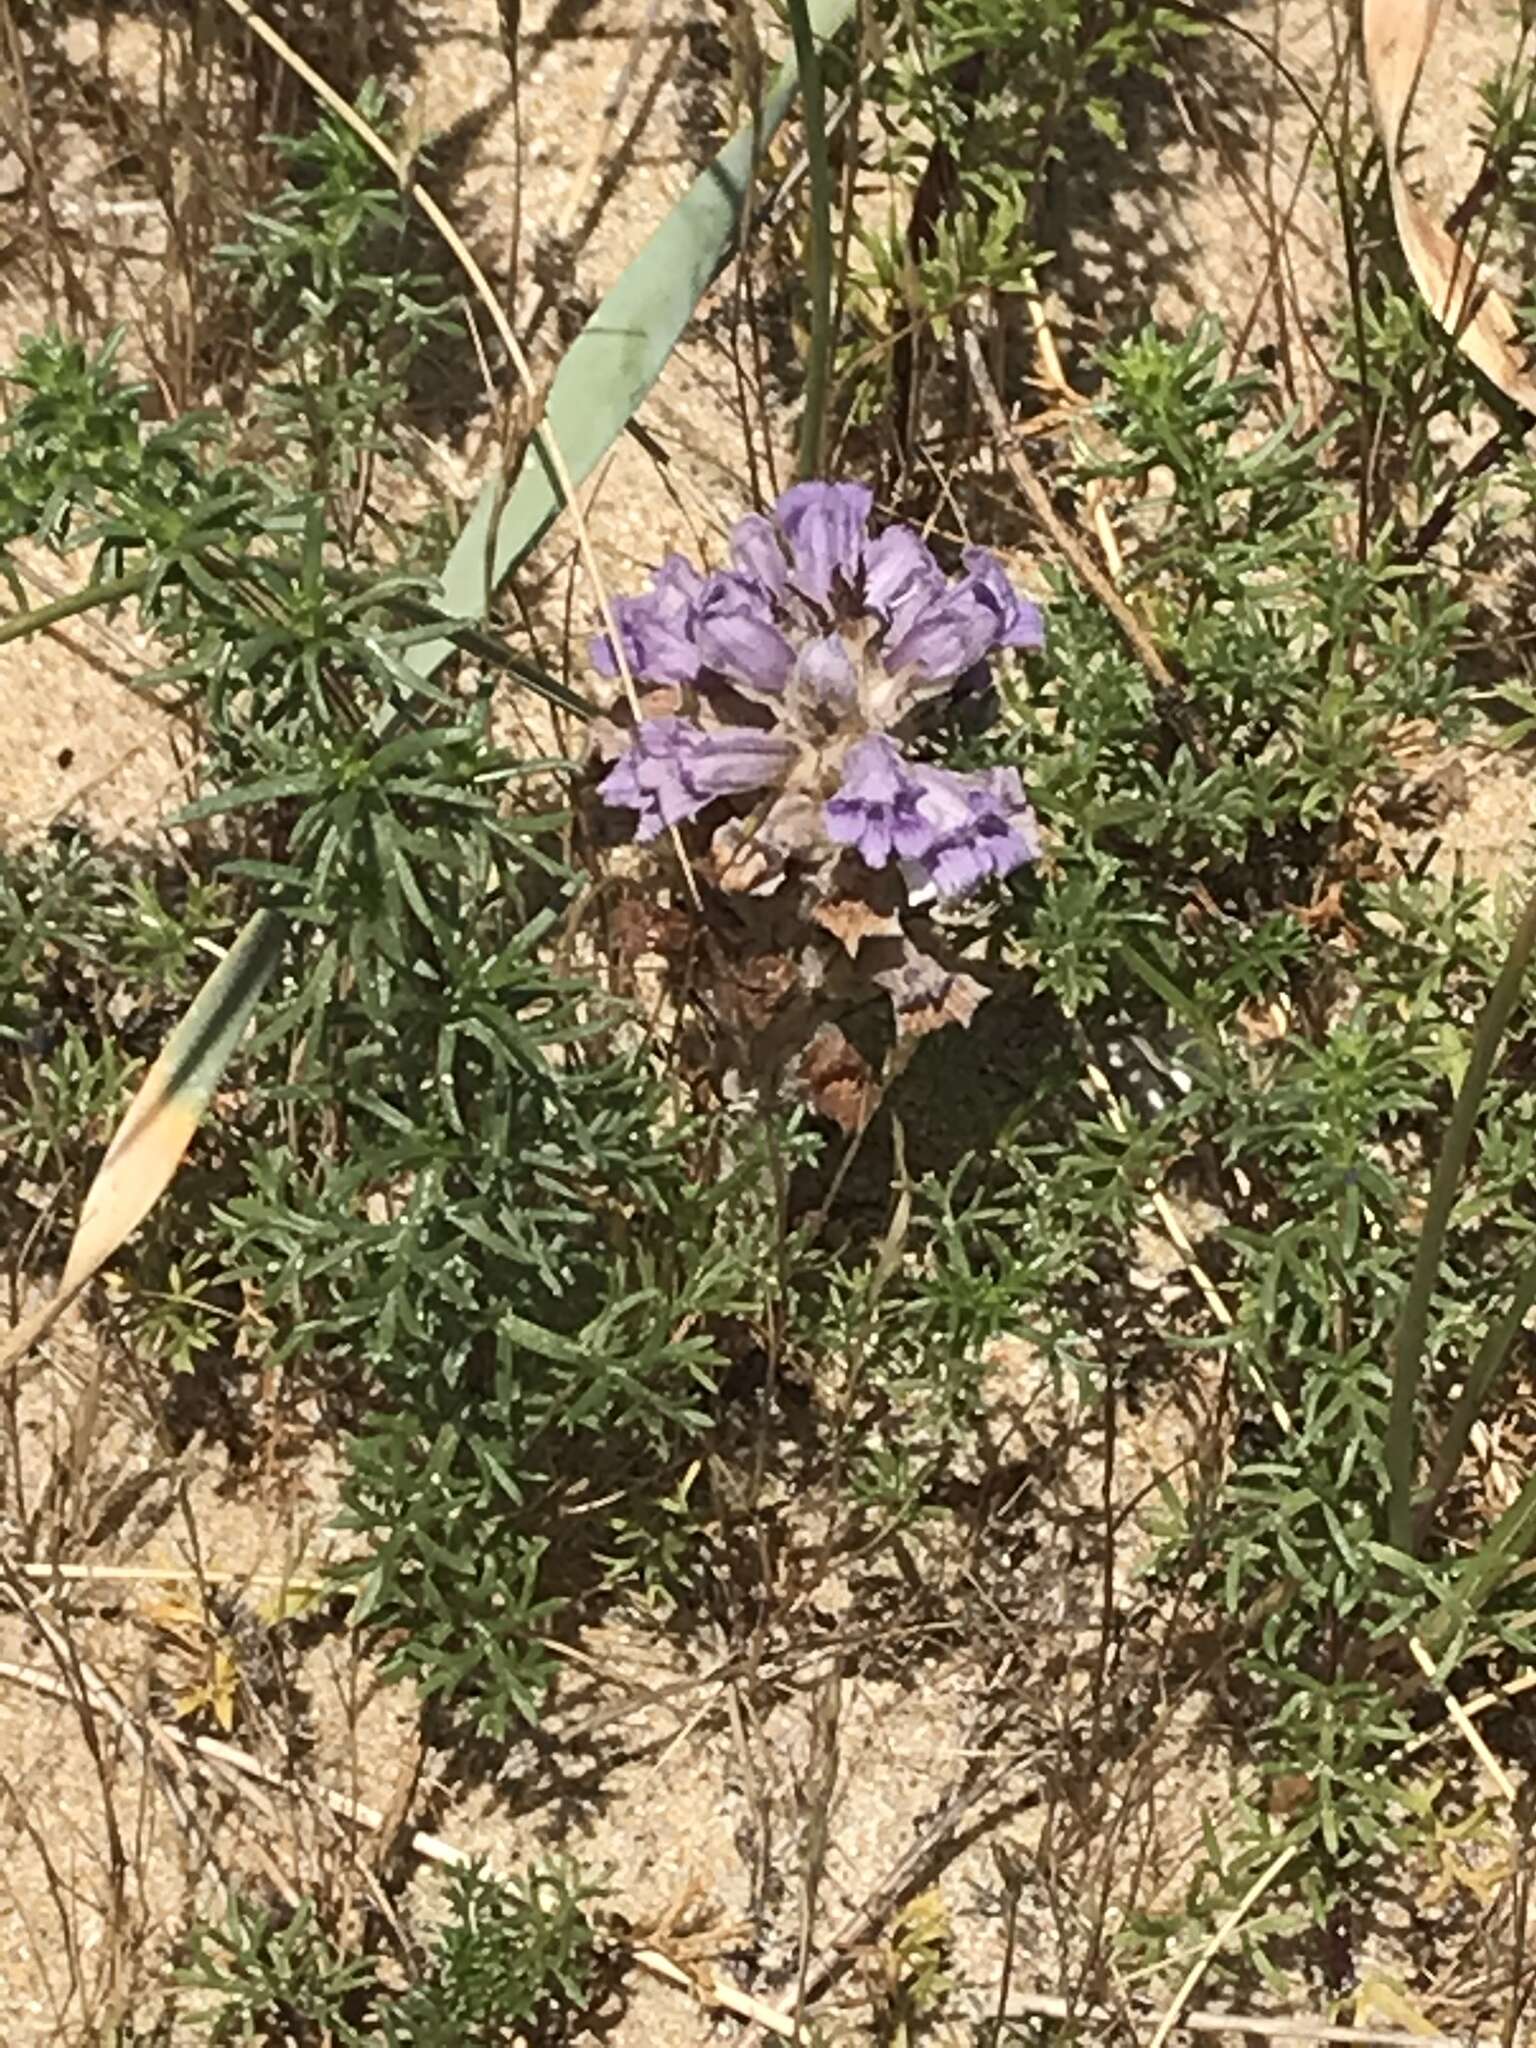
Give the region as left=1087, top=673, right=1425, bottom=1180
left=961, top=547, right=1045, bottom=650
left=590, top=555, right=705, bottom=685
left=881, top=585, right=997, bottom=681
left=598, top=715, right=793, bottom=841
left=862, top=524, right=941, bottom=624
left=730, top=512, right=790, bottom=597
left=695, top=570, right=796, bottom=692
left=795, top=633, right=858, bottom=708
left=777, top=481, right=873, bottom=608
left=825, top=735, right=943, bottom=869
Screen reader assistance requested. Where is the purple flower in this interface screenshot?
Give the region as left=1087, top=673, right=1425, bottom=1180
left=591, top=555, right=704, bottom=685
left=598, top=715, right=793, bottom=840
left=922, top=768, right=1040, bottom=900
left=881, top=581, right=999, bottom=681
left=795, top=633, right=857, bottom=709
left=695, top=571, right=796, bottom=693
left=824, top=735, right=969, bottom=869
left=826, top=737, right=1039, bottom=901
left=961, top=548, right=1045, bottom=650
left=778, top=481, right=873, bottom=609
left=877, top=544, right=1042, bottom=683
left=862, top=524, right=943, bottom=627
left=589, top=483, right=1046, bottom=922
left=729, top=513, right=789, bottom=597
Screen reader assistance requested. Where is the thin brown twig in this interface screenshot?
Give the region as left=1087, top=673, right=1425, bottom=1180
left=961, top=327, right=1213, bottom=769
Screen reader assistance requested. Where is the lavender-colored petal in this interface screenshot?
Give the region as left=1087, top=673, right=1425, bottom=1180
left=795, top=633, right=857, bottom=709
left=776, top=481, right=873, bottom=608
left=862, top=524, right=942, bottom=623
left=597, top=716, right=702, bottom=839
left=913, top=765, right=977, bottom=835
left=598, top=715, right=792, bottom=841
left=825, top=735, right=961, bottom=871
left=691, top=728, right=797, bottom=796
left=831, top=732, right=907, bottom=809
left=591, top=554, right=706, bottom=684
left=881, top=584, right=998, bottom=682
left=918, top=765, right=1040, bottom=899
left=695, top=570, right=796, bottom=693
left=730, top=512, right=790, bottom=597
left=961, top=547, right=1045, bottom=650
left=927, top=836, right=995, bottom=899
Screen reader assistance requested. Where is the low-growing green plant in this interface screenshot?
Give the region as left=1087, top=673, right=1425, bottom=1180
left=181, top=1894, right=377, bottom=2045
left=180, top=1860, right=593, bottom=2045
left=220, top=78, right=461, bottom=532
left=0, top=92, right=804, bottom=1734
left=833, top=0, right=1204, bottom=432
left=968, top=315, right=1536, bottom=1931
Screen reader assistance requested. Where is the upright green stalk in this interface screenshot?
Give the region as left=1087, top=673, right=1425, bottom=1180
left=787, top=0, right=834, bottom=479
left=1386, top=879, right=1536, bottom=1552
left=1417, top=1254, right=1536, bottom=1540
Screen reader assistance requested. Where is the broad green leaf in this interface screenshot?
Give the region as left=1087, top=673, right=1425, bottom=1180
left=411, top=0, right=856, bottom=678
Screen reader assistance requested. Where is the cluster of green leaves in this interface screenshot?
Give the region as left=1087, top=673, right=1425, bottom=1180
left=221, top=80, right=461, bottom=524
left=836, top=0, right=1202, bottom=423
left=212, top=689, right=781, bottom=1721
left=180, top=1861, right=593, bottom=2045
left=0, top=98, right=778, bottom=1737
left=0, top=836, right=237, bottom=1304
left=914, top=317, right=1536, bottom=1932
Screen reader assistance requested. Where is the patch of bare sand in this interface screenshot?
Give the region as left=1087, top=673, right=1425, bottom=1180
left=0, top=614, right=188, bottom=851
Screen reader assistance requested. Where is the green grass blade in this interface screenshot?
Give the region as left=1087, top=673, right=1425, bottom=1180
left=787, top=0, right=834, bottom=478
left=411, top=0, right=856, bottom=679
left=1386, top=879, right=1536, bottom=1553
left=1416, top=1254, right=1536, bottom=1541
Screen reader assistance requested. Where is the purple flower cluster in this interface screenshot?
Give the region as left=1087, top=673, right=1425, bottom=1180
left=592, top=482, right=1042, bottom=905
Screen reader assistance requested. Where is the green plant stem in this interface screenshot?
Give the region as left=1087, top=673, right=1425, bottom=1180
left=1415, top=1254, right=1536, bottom=1544
left=0, top=568, right=146, bottom=647
left=787, top=0, right=833, bottom=479
left=0, top=560, right=585, bottom=713
left=1386, top=877, right=1536, bottom=1554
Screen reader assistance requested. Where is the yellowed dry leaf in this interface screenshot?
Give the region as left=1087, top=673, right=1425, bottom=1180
left=1362, top=0, right=1536, bottom=412
left=0, top=912, right=282, bottom=1376
left=810, top=893, right=903, bottom=954
left=1352, top=1974, right=1442, bottom=2038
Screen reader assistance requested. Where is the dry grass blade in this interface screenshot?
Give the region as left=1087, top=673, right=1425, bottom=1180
left=1146, top=1844, right=1297, bottom=2048
left=1406, top=1635, right=1517, bottom=1800
left=1361, top=0, right=1536, bottom=413
left=0, top=910, right=284, bottom=1376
